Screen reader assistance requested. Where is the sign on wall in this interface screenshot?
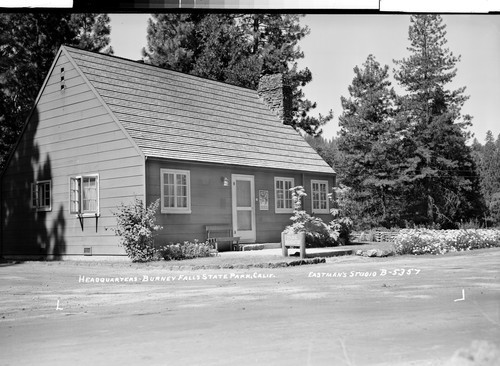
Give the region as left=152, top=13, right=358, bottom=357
left=259, top=190, right=269, bottom=211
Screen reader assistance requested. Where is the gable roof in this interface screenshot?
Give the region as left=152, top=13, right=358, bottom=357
left=62, top=46, right=335, bottom=174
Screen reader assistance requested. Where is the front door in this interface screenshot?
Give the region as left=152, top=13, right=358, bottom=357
left=231, top=174, right=256, bottom=243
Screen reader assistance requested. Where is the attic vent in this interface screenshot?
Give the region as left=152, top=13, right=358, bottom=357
left=83, top=247, right=92, bottom=256
left=60, top=67, right=65, bottom=91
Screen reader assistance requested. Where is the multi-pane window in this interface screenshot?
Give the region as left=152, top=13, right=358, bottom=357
left=31, top=180, right=51, bottom=211
left=70, top=175, right=99, bottom=215
left=275, top=177, right=294, bottom=213
left=311, top=180, right=329, bottom=214
left=160, top=169, right=191, bottom=214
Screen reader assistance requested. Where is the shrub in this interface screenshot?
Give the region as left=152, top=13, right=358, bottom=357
left=283, top=186, right=341, bottom=247
left=394, top=229, right=500, bottom=255
left=113, top=198, right=162, bottom=262
left=159, top=240, right=213, bottom=261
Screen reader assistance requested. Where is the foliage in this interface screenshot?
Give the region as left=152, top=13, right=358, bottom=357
left=338, top=54, right=403, bottom=227
left=336, top=15, right=486, bottom=229
left=0, top=13, right=113, bottom=170
left=113, top=199, right=162, bottom=262
left=394, top=229, right=500, bottom=255
left=159, top=240, right=213, bottom=261
left=392, top=14, right=484, bottom=227
left=283, top=186, right=353, bottom=247
left=142, top=13, right=332, bottom=136
left=70, top=14, right=114, bottom=54
left=304, top=135, right=345, bottom=173
left=471, top=131, right=500, bottom=226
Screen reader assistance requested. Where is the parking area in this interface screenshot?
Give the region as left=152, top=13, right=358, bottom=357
left=0, top=248, right=499, bottom=365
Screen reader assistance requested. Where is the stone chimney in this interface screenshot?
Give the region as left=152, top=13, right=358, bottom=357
left=257, top=73, right=293, bottom=126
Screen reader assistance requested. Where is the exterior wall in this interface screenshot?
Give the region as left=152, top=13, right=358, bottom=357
left=146, top=159, right=335, bottom=248
left=1, top=51, right=145, bottom=257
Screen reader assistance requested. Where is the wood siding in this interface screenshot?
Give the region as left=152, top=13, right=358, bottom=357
left=146, top=159, right=335, bottom=247
left=1, top=51, right=144, bottom=256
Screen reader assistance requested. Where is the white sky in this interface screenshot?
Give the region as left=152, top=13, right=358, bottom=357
left=109, top=13, right=500, bottom=144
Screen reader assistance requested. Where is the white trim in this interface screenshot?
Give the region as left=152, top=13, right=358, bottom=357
left=68, top=174, right=100, bottom=216
left=232, top=174, right=256, bottom=243
left=311, top=179, right=329, bottom=214
left=31, top=180, right=52, bottom=212
left=160, top=169, right=191, bottom=214
left=274, top=177, right=294, bottom=214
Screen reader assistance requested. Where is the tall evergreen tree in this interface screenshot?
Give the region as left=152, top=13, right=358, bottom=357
left=477, top=131, right=500, bottom=224
left=393, top=15, right=483, bottom=227
left=338, top=54, right=402, bottom=226
left=142, top=13, right=332, bottom=136
left=70, top=14, right=114, bottom=54
left=0, top=13, right=113, bottom=170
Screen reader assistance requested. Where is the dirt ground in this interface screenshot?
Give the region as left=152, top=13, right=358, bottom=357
left=0, top=248, right=499, bottom=366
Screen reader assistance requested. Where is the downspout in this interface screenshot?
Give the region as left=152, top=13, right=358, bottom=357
left=144, top=156, right=148, bottom=205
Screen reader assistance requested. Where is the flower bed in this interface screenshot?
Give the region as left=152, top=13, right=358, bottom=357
left=394, top=229, right=500, bottom=255
left=159, top=240, right=213, bottom=261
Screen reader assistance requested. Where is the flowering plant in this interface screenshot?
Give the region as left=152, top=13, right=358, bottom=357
left=159, top=240, right=212, bottom=261
left=394, top=229, right=500, bottom=255
left=283, top=186, right=341, bottom=247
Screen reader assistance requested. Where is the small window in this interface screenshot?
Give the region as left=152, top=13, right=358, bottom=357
left=31, top=180, right=52, bottom=211
left=275, top=177, right=294, bottom=213
left=69, top=174, right=99, bottom=216
left=160, top=169, right=191, bottom=214
left=311, top=180, right=329, bottom=214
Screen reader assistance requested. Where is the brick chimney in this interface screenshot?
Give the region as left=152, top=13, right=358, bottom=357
left=257, top=73, right=293, bottom=126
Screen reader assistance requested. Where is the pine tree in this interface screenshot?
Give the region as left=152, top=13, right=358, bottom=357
left=0, top=13, right=113, bottom=170
left=477, top=131, right=500, bottom=224
left=142, top=13, right=332, bottom=136
left=393, top=15, right=483, bottom=227
left=70, top=14, right=114, bottom=54
left=338, top=54, right=402, bottom=226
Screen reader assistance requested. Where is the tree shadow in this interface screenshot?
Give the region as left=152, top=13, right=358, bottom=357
left=1, top=106, right=66, bottom=260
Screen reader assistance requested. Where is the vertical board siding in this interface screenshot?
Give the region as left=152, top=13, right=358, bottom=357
left=1, top=52, right=144, bottom=256
left=146, top=159, right=335, bottom=247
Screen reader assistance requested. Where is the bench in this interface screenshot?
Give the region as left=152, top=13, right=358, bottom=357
left=206, top=225, right=241, bottom=252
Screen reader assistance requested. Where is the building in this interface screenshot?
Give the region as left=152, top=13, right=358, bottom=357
left=0, top=45, right=335, bottom=257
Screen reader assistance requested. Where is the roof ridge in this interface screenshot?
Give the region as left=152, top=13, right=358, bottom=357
left=63, top=44, right=258, bottom=92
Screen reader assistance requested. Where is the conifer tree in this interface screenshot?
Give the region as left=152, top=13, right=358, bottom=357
left=393, top=15, right=483, bottom=227
left=0, top=13, right=113, bottom=170
left=338, top=54, right=402, bottom=227
left=143, top=13, right=332, bottom=136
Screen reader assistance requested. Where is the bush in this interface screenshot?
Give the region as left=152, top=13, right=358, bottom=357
left=394, top=229, right=500, bottom=255
left=113, top=198, right=162, bottom=262
left=159, top=240, right=213, bottom=261
left=283, top=186, right=348, bottom=247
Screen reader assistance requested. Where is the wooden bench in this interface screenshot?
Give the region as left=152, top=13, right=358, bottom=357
left=206, top=225, right=241, bottom=252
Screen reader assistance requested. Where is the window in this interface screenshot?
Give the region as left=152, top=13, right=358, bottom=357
left=160, top=169, right=191, bottom=214
left=69, top=174, right=99, bottom=215
left=311, top=180, right=329, bottom=214
left=31, top=180, right=51, bottom=211
left=274, top=177, right=294, bottom=213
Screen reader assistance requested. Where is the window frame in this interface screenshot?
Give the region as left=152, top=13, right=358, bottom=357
left=69, top=174, right=100, bottom=217
left=160, top=169, right=191, bottom=214
left=31, top=180, right=52, bottom=212
left=311, top=179, right=330, bottom=214
left=274, top=177, right=294, bottom=214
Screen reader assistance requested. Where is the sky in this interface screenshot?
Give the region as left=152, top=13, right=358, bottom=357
left=108, top=13, right=500, bottom=144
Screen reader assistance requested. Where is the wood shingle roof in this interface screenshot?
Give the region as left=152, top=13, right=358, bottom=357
left=64, top=46, right=335, bottom=174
